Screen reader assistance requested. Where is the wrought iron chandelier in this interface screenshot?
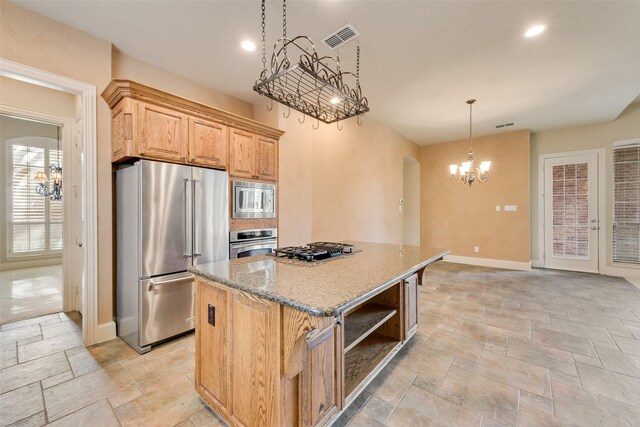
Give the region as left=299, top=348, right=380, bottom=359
left=253, top=0, right=369, bottom=129
left=35, top=126, right=63, bottom=201
left=449, top=99, right=491, bottom=186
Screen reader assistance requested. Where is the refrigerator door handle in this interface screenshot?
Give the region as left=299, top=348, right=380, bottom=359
left=184, top=178, right=192, bottom=257
left=193, top=178, right=202, bottom=257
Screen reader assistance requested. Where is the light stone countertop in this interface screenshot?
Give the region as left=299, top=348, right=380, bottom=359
left=190, top=242, right=448, bottom=316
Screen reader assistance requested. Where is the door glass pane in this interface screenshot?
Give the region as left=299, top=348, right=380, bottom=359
left=552, top=163, right=589, bottom=259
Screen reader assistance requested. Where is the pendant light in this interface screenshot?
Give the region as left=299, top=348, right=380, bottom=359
left=35, top=126, right=63, bottom=200
left=449, top=99, right=491, bottom=186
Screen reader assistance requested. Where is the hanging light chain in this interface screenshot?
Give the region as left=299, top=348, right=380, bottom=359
left=356, top=42, right=361, bottom=87
left=261, top=0, right=267, bottom=73
left=282, top=0, right=287, bottom=57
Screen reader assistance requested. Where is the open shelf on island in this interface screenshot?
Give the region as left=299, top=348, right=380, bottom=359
left=344, top=332, right=400, bottom=397
left=344, top=303, right=398, bottom=353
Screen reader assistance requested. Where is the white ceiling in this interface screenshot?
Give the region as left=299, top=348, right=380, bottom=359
left=12, top=0, right=640, bottom=145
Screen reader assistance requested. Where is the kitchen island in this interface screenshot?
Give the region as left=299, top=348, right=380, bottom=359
left=190, top=242, right=448, bottom=427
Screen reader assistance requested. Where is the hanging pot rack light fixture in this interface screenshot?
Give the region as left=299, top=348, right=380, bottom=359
left=449, top=99, right=491, bottom=186
left=253, top=0, right=369, bottom=128
left=35, top=126, right=63, bottom=201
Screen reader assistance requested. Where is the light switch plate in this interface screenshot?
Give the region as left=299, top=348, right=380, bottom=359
left=496, top=205, right=501, bottom=211
left=504, top=205, right=518, bottom=212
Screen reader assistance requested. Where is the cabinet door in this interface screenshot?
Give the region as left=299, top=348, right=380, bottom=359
left=188, top=118, right=228, bottom=169
left=256, top=136, right=278, bottom=181
left=230, top=294, right=279, bottom=427
left=404, top=273, right=419, bottom=339
left=229, top=128, right=255, bottom=179
left=139, top=102, right=188, bottom=162
left=196, top=281, right=230, bottom=408
left=303, top=324, right=339, bottom=426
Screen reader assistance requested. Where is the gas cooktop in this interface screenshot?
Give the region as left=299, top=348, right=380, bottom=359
left=273, top=242, right=355, bottom=262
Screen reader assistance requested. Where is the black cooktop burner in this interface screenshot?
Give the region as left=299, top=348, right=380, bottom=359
left=273, top=242, right=354, bottom=262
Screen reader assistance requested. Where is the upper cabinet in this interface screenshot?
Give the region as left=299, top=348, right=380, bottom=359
left=255, top=136, right=278, bottom=181
left=229, top=129, right=278, bottom=181
left=102, top=80, right=283, bottom=172
left=188, top=117, right=227, bottom=169
left=229, top=128, right=255, bottom=179
left=139, top=102, right=188, bottom=162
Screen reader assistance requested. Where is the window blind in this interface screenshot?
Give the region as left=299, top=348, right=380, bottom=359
left=8, top=142, right=63, bottom=256
left=613, top=141, right=640, bottom=264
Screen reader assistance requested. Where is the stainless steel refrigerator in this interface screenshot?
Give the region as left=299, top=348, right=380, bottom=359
left=116, top=159, right=228, bottom=353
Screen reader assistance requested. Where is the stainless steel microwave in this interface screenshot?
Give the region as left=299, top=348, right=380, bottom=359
left=232, top=180, right=276, bottom=219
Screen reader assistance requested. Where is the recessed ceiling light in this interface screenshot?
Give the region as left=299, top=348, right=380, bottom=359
left=525, top=25, right=546, bottom=38
left=330, top=96, right=341, bottom=105
left=241, top=40, right=256, bottom=51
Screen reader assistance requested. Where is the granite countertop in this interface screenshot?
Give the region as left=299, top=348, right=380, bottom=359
left=189, top=242, right=448, bottom=316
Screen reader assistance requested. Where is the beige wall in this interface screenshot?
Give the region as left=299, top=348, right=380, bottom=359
left=311, top=118, right=419, bottom=244
left=255, top=104, right=419, bottom=247
left=531, top=102, right=640, bottom=270
left=0, top=76, right=77, bottom=118
left=112, top=50, right=254, bottom=118
left=1, top=1, right=114, bottom=323
left=420, top=129, right=531, bottom=262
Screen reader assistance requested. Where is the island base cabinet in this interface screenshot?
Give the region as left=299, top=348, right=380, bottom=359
left=196, top=282, right=230, bottom=408
left=301, top=323, right=340, bottom=427
left=195, top=268, right=426, bottom=427
left=195, top=279, right=280, bottom=427
left=404, top=273, right=419, bottom=339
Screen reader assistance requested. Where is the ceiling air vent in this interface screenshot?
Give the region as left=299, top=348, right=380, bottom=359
left=321, top=24, right=360, bottom=50
left=495, top=122, right=514, bottom=129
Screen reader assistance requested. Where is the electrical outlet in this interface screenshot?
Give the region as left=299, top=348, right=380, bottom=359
left=474, top=246, right=480, bottom=253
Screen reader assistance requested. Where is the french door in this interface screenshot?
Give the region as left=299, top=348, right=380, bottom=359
left=544, top=153, right=599, bottom=273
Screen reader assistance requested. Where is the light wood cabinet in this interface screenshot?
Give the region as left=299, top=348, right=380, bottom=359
left=229, top=128, right=255, bottom=179
left=229, top=293, right=280, bottom=426
left=138, top=102, right=188, bottom=162
left=195, top=267, right=426, bottom=427
left=229, top=129, right=278, bottom=181
left=102, top=80, right=283, bottom=170
left=302, top=323, right=340, bottom=426
left=188, top=117, right=227, bottom=168
left=255, top=136, right=278, bottom=181
left=195, top=279, right=281, bottom=427
left=196, top=281, right=230, bottom=408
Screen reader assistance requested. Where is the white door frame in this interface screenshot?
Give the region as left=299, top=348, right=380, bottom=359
left=1, top=105, right=74, bottom=310
left=537, top=148, right=606, bottom=273
left=1, top=58, right=101, bottom=345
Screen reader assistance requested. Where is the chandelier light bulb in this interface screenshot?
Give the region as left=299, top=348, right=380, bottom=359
left=330, top=96, right=341, bottom=105
left=480, top=161, right=491, bottom=173
left=449, top=164, right=458, bottom=175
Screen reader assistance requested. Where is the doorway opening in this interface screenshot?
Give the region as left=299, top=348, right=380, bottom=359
left=403, top=156, right=420, bottom=246
left=1, top=78, right=84, bottom=330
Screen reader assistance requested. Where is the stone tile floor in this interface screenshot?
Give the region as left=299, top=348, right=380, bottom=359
left=1, top=266, right=63, bottom=325
left=1, top=262, right=640, bottom=426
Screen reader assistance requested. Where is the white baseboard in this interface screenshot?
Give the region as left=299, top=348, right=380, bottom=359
left=604, top=265, right=640, bottom=278
left=444, top=255, right=531, bottom=271
left=531, top=259, right=543, bottom=268
left=94, top=321, right=117, bottom=344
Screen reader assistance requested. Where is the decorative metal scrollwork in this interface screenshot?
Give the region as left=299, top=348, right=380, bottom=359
left=254, top=0, right=369, bottom=125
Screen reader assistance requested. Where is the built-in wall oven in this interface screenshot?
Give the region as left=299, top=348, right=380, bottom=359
left=230, top=228, right=278, bottom=259
left=232, top=180, right=276, bottom=219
